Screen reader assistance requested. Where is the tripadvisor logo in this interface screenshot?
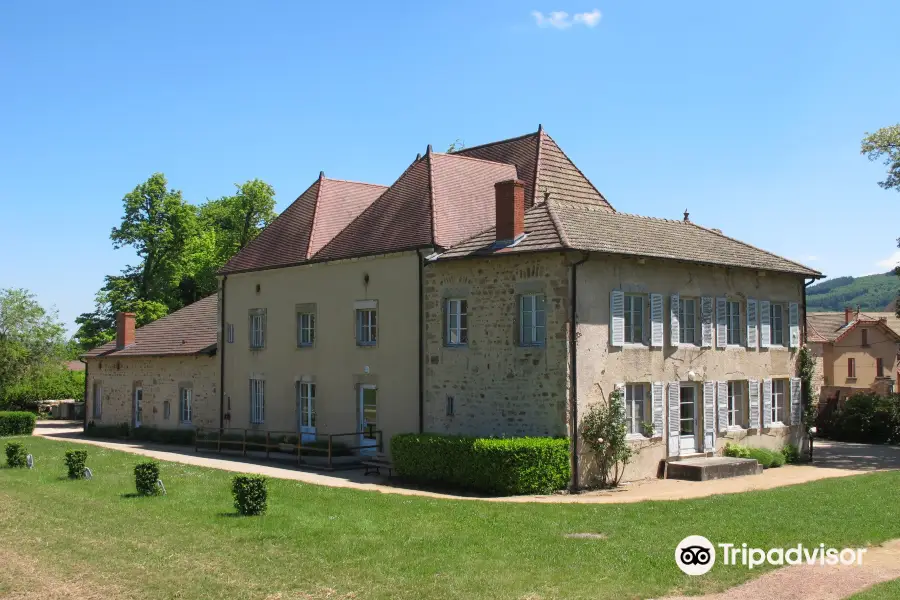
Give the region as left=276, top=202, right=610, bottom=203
left=675, top=536, right=869, bottom=575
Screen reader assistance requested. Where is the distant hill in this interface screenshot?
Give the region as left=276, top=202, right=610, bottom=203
left=807, top=272, right=899, bottom=312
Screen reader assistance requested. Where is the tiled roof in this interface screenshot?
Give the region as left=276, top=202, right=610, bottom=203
left=807, top=311, right=900, bottom=343
left=83, top=295, right=218, bottom=358
left=220, top=175, right=386, bottom=274
left=436, top=200, right=822, bottom=277
left=457, top=128, right=613, bottom=211
left=312, top=150, right=517, bottom=262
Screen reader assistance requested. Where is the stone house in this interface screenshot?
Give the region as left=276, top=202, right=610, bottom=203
left=806, top=309, right=900, bottom=403
left=82, top=296, right=219, bottom=431
left=215, top=126, right=821, bottom=484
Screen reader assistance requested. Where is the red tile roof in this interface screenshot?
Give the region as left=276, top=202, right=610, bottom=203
left=807, top=311, right=900, bottom=343
left=82, top=295, right=218, bottom=358
left=220, top=175, right=387, bottom=274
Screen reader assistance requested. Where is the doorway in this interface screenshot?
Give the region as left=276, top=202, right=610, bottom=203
left=679, top=383, right=698, bottom=454
left=358, top=385, right=377, bottom=455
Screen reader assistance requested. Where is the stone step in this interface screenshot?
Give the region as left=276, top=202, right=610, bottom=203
left=665, top=457, right=763, bottom=481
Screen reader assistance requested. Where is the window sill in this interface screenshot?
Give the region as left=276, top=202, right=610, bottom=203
left=766, top=422, right=788, bottom=429
left=622, top=343, right=649, bottom=349
left=766, top=345, right=788, bottom=351
left=444, top=344, right=468, bottom=349
left=724, top=345, right=745, bottom=350
left=674, top=343, right=701, bottom=350
left=356, top=342, right=378, bottom=348
left=518, top=343, right=546, bottom=349
left=626, top=433, right=651, bottom=441
left=846, top=377, right=857, bottom=383
left=250, top=346, right=266, bottom=352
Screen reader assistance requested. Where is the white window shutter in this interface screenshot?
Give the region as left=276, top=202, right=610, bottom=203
left=650, top=293, right=664, bottom=348
left=748, top=379, right=760, bottom=429
left=615, top=382, right=626, bottom=417
left=746, top=299, right=758, bottom=349
left=652, top=382, right=664, bottom=438
left=670, top=294, right=680, bottom=347
left=762, top=378, right=773, bottom=428
left=703, top=381, right=716, bottom=451
left=610, top=291, right=625, bottom=347
left=716, top=297, right=727, bottom=348
left=701, top=297, right=714, bottom=348
left=667, top=382, right=680, bottom=456
left=759, top=300, right=771, bottom=348
left=789, top=302, right=800, bottom=348
left=717, top=381, right=728, bottom=432
left=790, top=377, right=802, bottom=425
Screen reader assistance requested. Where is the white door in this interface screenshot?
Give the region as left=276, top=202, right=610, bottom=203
left=358, top=385, right=377, bottom=454
left=679, top=384, right=698, bottom=454
left=134, top=387, right=143, bottom=428
left=297, top=382, right=316, bottom=444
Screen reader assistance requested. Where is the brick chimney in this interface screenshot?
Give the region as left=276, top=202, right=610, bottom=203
left=844, top=307, right=853, bottom=324
left=116, top=312, right=136, bottom=349
left=495, top=179, right=525, bottom=242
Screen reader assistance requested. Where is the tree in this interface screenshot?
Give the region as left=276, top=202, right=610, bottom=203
left=861, top=125, right=900, bottom=191
left=0, top=289, right=67, bottom=398
left=199, top=179, right=276, bottom=260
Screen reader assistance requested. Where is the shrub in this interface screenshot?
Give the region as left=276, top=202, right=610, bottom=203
left=0, top=368, right=85, bottom=411
left=579, top=389, right=633, bottom=488
left=817, top=393, right=900, bottom=444
left=0, top=411, right=37, bottom=436
left=85, top=422, right=130, bottom=439
left=64, top=449, right=88, bottom=479
left=391, top=434, right=570, bottom=496
left=781, top=443, right=801, bottom=464
left=5, top=441, right=27, bottom=467
left=134, top=461, right=161, bottom=496
left=85, top=423, right=194, bottom=446
left=724, top=443, right=782, bottom=468
left=724, top=442, right=751, bottom=459
left=232, top=475, right=268, bottom=515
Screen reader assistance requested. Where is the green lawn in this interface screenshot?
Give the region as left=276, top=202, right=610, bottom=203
left=850, top=579, right=900, bottom=600
left=1, top=436, right=899, bottom=600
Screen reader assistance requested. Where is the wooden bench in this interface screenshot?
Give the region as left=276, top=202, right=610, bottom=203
left=362, top=454, right=394, bottom=477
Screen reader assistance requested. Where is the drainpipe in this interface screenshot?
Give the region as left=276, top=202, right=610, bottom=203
left=569, top=252, right=590, bottom=490
left=418, top=250, right=425, bottom=434
left=219, top=275, right=227, bottom=431
left=81, top=358, right=88, bottom=431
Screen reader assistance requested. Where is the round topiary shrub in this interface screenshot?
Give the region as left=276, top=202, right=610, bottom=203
left=134, top=461, right=161, bottom=496
left=232, top=475, right=267, bottom=516
left=64, top=449, right=88, bottom=479
left=5, top=441, right=27, bottom=468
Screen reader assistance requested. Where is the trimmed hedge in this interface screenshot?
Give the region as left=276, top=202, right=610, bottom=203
left=232, top=475, right=267, bottom=515
left=134, top=461, right=161, bottom=496
left=86, top=422, right=194, bottom=445
left=64, top=449, right=88, bottom=479
left=391, top=434, right=570, bottom=496
left=0, top=411, right=37, bottom=436
left=724, top=443, right=784, bottom=468
left=5, top=441, right=27, bottom=468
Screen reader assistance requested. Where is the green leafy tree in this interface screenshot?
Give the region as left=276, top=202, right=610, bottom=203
left=0, top=289, right=67, bottom=400
left=580, top=388, right=633, bottom=488
left=862, top=125, right=900, bottom=192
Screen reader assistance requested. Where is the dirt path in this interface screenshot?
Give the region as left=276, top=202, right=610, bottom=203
left=659, top=540, right=900, bottom=600
left=33, top=423, right=898, bottom=504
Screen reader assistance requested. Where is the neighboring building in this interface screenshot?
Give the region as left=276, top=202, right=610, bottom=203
left=82, top=296, right=219, bottom=431
left=215, top=126, right=821, bottom=485
left=806, top=309, right=900, bottom=402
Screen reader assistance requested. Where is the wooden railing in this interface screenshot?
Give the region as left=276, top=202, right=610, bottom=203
left=194, top=427, right=383, bottom=470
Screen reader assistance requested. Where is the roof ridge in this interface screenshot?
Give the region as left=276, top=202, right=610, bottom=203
left=554, top=201, right=686, bottom=223
left=688, top=221, right=821, bottom=276
left=431, top=152, right=516, bottom=167
left=545, top=200, right=571, bottom=248
left=454, top=129, right=540, bottom=154
left=322, top=176, right=388, bottom=189
left=540, top=131, right=614, bottom=212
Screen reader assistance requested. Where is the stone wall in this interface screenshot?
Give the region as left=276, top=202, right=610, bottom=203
left=85, top=354, right=219, bottom=430
left=423, top=252, right=571, bottom=437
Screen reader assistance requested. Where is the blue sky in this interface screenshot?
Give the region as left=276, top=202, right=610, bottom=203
left=1, top=1, right=899, bottom=334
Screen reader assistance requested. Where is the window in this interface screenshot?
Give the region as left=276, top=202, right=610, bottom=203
left=249, top=310, right=265, bottom=349
left=226, top=323, right=234, bottom=344
left=771, top=379, right=786, bottom=424
left=446, top=395, right=455, bottom=416
left=726, top=301, right=741, bottom=345
left=179, top=388, right=192, bottom=423
left=519, top=294, right=546, bottom=346
left=92, top=383, right=102, bottom=418
left=297, top=383, right=315, bottom=428
left=770, top=304, right=784, bottom=346
left=624, top=294, right=644, bottom=344
left=163, top=401, right=171, bottom=420
left=297, top=312, right=315, bottom=347
left=446, top=299, right=468, bottom=346
left=877, top=357, right=884, bottom=378
left=679, top=298, right=697, bottom=344
left=727, top=381, right=744, bottom=427
left=250, top=379, right=265, bottom=424
left=848, top=358, right=856, bottom=379
left=356, top=309, right=377, bottom=345
left=862, top=328, right=869, bottom=347
left=624, top=383, right=647, bottom=436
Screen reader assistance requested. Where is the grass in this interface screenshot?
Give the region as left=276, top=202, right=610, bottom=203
left=1, top=436, right=899, bottom=600
left=850, top=579, right=900, bottom=599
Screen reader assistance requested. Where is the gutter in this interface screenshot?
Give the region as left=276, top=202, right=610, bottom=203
left=219, top=275, right=227, bottom=430
left=569, top=252, right=590, bottom=490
